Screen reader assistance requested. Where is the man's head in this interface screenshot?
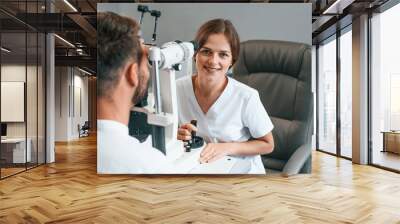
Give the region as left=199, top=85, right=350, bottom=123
left=97, top=12, right=149, bottom=105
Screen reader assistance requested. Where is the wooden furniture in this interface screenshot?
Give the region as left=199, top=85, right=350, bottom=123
left=1, top=138, right=32, bottom=164
left=382, top=131, right=400, bottom=154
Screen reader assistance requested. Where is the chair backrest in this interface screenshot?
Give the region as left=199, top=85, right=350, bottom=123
left=82, top=121, right=90, bottom=129
left=232, top=40, right=313, bottom=163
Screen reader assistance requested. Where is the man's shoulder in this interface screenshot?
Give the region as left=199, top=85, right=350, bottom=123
left=98, top=130, right=135, bottom=149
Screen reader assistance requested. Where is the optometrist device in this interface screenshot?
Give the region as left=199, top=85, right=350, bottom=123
left=147, top=41, right=196, bottom=157
left=150, top=10, right=161, bottom=43
left=137, top=5, right=150, bottom=25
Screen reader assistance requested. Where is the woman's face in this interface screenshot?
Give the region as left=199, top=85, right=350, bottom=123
left=195, top=33, right=232, bottom=79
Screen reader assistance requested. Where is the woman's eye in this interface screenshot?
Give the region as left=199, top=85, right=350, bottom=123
left=201, top=50, right=211, bottom=55
left=219, top=53, right=229, bottom=58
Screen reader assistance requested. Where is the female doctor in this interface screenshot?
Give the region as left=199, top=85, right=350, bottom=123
left=176, top=19, right=274, bottom=174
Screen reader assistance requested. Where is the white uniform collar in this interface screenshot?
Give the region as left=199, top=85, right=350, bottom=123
left=189, top=76, right=232, bottom=118
left=98, top=119, right=129, bottom=135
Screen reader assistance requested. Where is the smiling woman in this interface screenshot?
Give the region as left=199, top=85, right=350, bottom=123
left=176, top=19, right=275, bottom=174
left=193, top=33, right=232, bottom=114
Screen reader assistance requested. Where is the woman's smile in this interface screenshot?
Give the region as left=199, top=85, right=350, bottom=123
left=204, top=66, right=222, bottom=73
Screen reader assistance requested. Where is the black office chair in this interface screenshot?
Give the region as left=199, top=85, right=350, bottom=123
left=79, top=121, right=90, bottom=138
left=232, top=40, right=313, bottom=176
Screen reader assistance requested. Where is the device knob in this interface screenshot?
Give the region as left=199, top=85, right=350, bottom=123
left=172, top=63, right=182, bottom=71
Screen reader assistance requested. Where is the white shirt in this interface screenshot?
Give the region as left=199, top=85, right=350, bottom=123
left=176, top=75, right=274, bottom=174
left=97, top=119, right=174, bottom=174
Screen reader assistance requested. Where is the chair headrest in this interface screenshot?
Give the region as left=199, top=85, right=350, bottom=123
left=233, top=40, right=310, bottom=80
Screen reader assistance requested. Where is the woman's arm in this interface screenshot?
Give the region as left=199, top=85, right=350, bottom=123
left=199, top=132, right=274, bottom=163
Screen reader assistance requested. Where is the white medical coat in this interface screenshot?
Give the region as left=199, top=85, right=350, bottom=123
left=176, top=75, right=274, bottom=174
left=97, top=120, right=174, bottom=174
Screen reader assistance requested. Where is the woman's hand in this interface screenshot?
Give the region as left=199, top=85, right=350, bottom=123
left=199, top=143, right=232, bottom=164
left=198, top=132, right=274, bottom=163
left=177, top=123, right=197, bottom=141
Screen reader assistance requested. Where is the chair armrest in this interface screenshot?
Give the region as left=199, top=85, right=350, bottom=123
left=282, top=143, right=311, bottom=177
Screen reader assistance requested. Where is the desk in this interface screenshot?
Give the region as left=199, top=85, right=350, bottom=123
left=1, top=138, right=31, bottom=163
left=382, top=131, right=400, bottom=154
left=165, top=141, right=252, bottom=174
left=172, top=148, right=251, bottom=174
left=133, top=137, right=256, bottom=174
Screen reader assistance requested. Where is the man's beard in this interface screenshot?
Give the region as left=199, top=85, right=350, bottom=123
left=131, top=69, right=149, bottom=105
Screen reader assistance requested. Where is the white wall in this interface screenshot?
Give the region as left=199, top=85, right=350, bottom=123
left=98, top=3, right=311, bottom=45
left=1, top=65, right=38, bottom=137
left=1, top=64, right=45, bottom=164
left=1, top=82, right=25, bottom=122
left=1, top=65, right=26, bottom=139
left=55, top=66, right=69, bottom=141
left=55, top=67, right=89, bottom=141
left=72, top=73, right=89, bottom=138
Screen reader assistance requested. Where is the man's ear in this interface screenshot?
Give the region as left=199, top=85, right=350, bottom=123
left=125, top=62, right=139, bottom=87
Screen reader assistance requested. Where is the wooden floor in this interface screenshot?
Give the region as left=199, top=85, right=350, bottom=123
left=1, top=135, right=400, bottom=223
left=1, top=167, right=26, bottom=178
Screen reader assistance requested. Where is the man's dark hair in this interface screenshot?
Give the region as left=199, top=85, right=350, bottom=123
left=97, top=12, right=143, bottom=97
